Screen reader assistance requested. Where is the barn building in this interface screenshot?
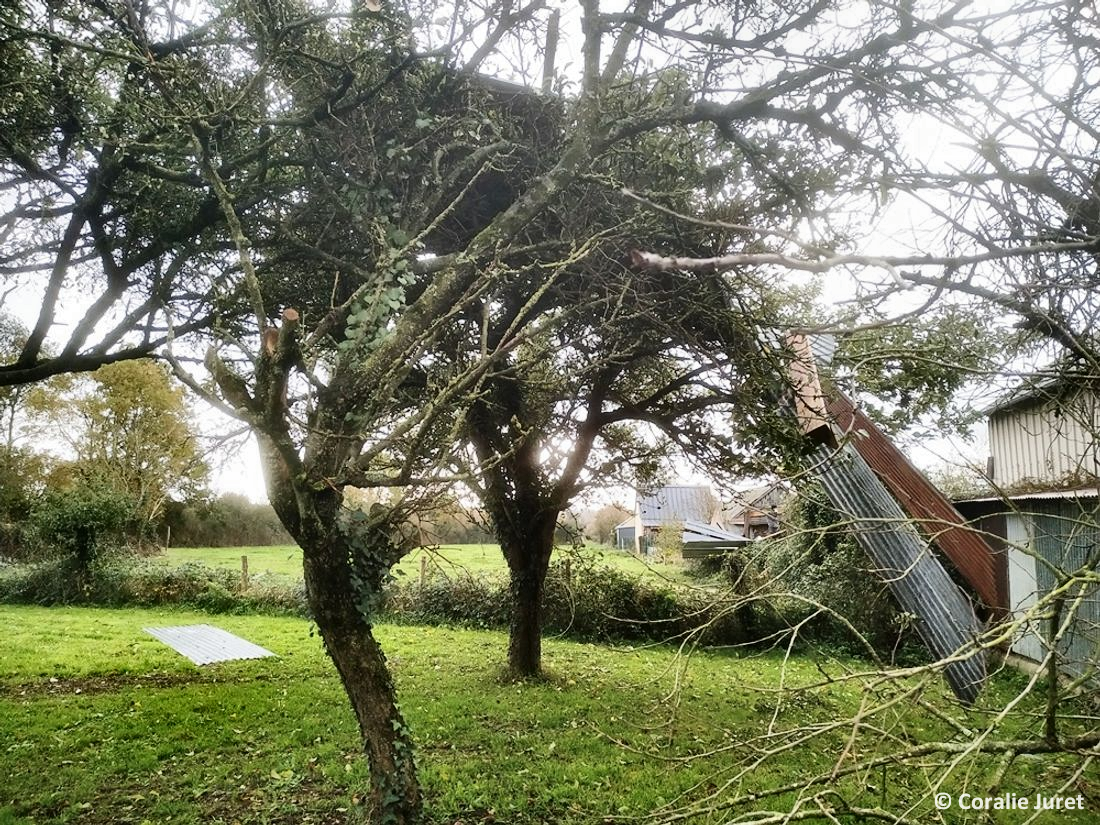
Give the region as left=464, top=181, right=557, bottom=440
left=955, top=378, right=1099, bottom=679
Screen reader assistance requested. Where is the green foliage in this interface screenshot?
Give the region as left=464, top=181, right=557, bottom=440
left=761, top=484, right=912, bottom=655
left=0, top=447, right=43, bottom=521
left=651, top=521, right=685, bottom=563
left=0, top=312, right=31, bottom=443
left=0, top=556, right=308, bottom=615
left=0, top=5, right=57, bottom=156
left=924, top=461, right=995, bottom=501
left=389, top=573, right=508, bottom=628
left=386, top=560, right=772, bottom=648
left=583, top=504, right=632, bottom=547
left=0, top=313, right=70, bottom=558
left=44, top=361, right=208, bottom=542
left=833, top=305, right=997, bottom=436
left=0, top=447, right=48, bottom=558
left=339, top=504, right=417, bottom=619
left=28, top=480, right=135, bottom=570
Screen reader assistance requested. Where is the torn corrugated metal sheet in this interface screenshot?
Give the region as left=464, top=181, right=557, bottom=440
left=810, top=444, right=987, bottom=704
left=144, top=624, right=276, bottom=665
left=827, top=393, right=1006, bottom=613
left=783, top=333, right=987, bottom=702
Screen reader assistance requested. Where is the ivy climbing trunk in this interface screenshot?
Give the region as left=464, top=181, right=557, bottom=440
left=261, top=442, right=422, bottom=825
left=503, top=515, right=558, bottom=678
left=301, top=531, right=421, bottom=824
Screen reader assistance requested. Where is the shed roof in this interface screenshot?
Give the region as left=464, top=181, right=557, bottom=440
left=682, top=520, right=751, bottom=546
left=954, top=486, right=1099, bottom=504
left=982, top=370, right=1096, bottom=415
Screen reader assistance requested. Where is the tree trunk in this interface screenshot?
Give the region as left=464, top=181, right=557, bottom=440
left=243, top=338, right=424, bottom=823
left=277, top=526, right=423, bottom=822
left=508, top=565, right=546, bottom=677
left=302, top=529, right=422, bottom=824
left=504, top=516, right=558, bottom=678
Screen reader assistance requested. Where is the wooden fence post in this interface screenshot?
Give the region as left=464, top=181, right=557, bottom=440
left=241, top=555, right=249, bottom=591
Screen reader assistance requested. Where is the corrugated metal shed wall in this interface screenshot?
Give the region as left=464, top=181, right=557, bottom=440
left=989, top=390, right=1099, bottom=489
left=1029, top=500, right=1100, bottom=681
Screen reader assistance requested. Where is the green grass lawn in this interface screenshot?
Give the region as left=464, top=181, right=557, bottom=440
left=1, top=605, right=1094, bottom=824
left=160, top=542, right=699, bottom=586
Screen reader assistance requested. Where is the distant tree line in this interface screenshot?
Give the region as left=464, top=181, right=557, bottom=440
left=160, top=495, right=292, bottom=548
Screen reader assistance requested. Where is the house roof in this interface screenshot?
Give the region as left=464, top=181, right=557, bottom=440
left=725, top=483, right=786, bottom=523
left=636, top=485, right=718, bottom=526
left=613, top=518, right=634, bottom=531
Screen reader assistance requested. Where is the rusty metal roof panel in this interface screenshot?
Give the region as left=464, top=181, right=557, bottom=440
left=811, top=444, right=988, bottom=704
left=827, top=394, right=1006, bottom=612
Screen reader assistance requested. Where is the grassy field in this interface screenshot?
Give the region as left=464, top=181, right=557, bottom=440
left=160, top=543, right=697, bottom=586
left=1, top=605, right=1094, bottom=824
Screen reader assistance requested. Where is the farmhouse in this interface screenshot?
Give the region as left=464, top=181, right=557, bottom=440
left=725, top=483, right=786, bottom=539
left=955, top=377, right=1100, bottom=678
left=615, top=484, right=751, bottom=556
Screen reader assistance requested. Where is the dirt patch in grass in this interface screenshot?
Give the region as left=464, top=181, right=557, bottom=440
left=0, top=671, right=274, bottom=698
left=195, top=775, right=354, bottom=825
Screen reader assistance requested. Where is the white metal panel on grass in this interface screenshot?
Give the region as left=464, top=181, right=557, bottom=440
left=144, top=624, right=276, bottom=665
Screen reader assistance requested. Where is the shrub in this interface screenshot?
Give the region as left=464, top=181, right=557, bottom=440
left=0, top=521, right=23, bottom=562
left=383, top=561, right=785, bottom=648
left=386, top=573, right=510, bottom=628
left=28, top=481, right=135, bottom=570
left=542, top=562, right=682, bottom=640
left=161, top=494, right=293, bottom=547
left=759, top=483, right=914, bottom=657
left=651, top=521, right=685, bottom=563
left=0, top=557, right=89, bottom=604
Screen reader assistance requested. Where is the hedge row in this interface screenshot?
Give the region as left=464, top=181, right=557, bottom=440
left=0, top=558, right=308, bottom=616
left=0, top=555, right=810, bottom=649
